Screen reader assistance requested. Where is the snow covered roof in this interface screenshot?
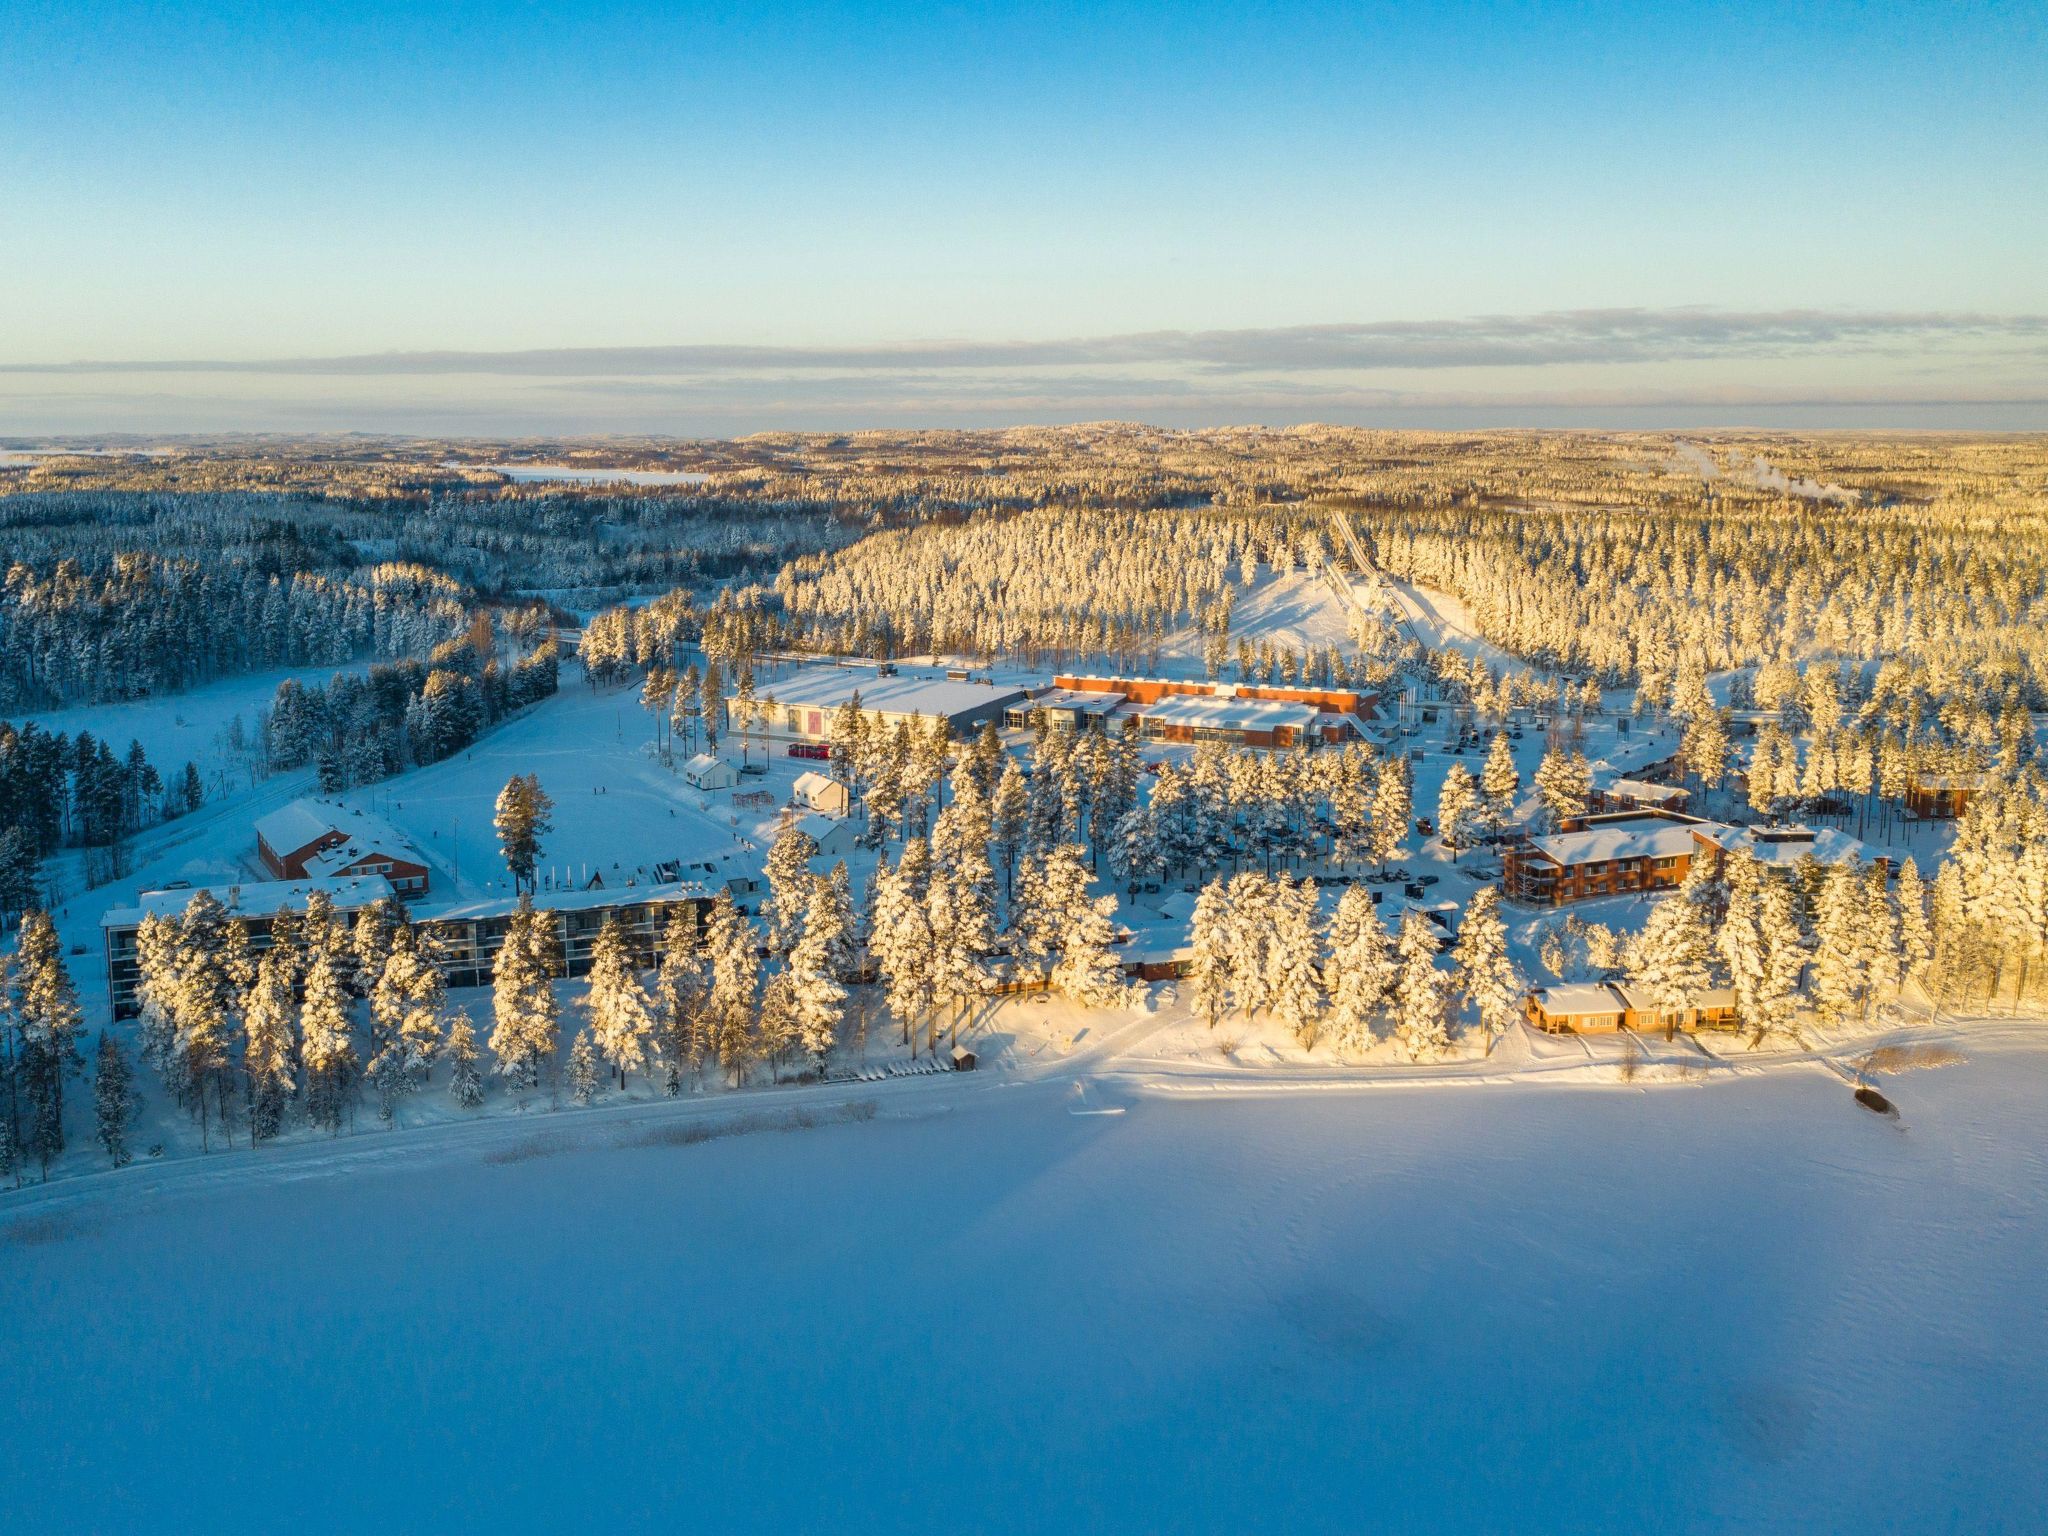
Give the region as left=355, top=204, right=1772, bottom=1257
left=300, top=805, right=423, bottom=876
left=1026, top=687, right=1127, bottom=715
left=1613, top=985, right=1736, bottom=1013
left=1136, top=694, right=1320, bottom=731
left=1119, top=899, right=1197, bottom=953
left=1603, top=778, right=1688, bottom=804
left=795, top=813, right=850, bottom=845
left=1526, top=815, right=1719, bottom=868
left=1587, top=737, right=1679, bottom=780
left=1701, top=823, right=1876, bottom=868
left=253, top=799, right=340, bottom=857
left=1530, top=984, right=1626, bottom=1017
left=102, top=874, right=397, bottom=929
left=1907, top=771, right=1989, bottom=790
left=411, top=880, right=712, bottom=924
left=793, top=770, right=845, bottom=801
left=682, top=753, right=724, bottom=775
left=754, top=665, right=1027, bottom=721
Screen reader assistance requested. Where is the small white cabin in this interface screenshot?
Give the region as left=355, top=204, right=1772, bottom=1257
left=684, top=754, right=738, bottom=791
left=797, top=812, right=858, bottom=860
left=792, top=771, right=851, bottom=816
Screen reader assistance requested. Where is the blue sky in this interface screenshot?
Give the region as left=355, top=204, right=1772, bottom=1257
left=2, top=1, right=2044, bottom=431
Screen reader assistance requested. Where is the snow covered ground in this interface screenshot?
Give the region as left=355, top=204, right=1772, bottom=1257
left=334, top=679, right=791, bottom=901
left=1382, top=575, right=1535, bottom=677
left=899, top=566, right=1366, bottom=685
left=4, top=1026, right=2041, bottom=1533
left=1202, top=567, right=1362, bottom=659
left=13, top=663, right=365, bottom=801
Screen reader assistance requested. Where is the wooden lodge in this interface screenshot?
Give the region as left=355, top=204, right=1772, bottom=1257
left=1904, top=770, right=1988, bottom=820
left=1525, top=983, right=1739, bottom=1035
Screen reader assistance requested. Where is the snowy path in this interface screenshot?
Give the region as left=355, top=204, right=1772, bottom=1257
left=0, top=992, right=1186, bottom=1223
left=0, top=981, right=2005, bottom=1228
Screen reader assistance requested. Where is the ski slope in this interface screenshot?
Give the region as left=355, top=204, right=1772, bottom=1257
left=3, top=1031, right=2042, bottom=1534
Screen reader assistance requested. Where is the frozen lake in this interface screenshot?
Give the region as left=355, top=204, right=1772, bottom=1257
left=2, top=1043, right=2041, bottom=1533
left=445, top=461, right=712, bottom=486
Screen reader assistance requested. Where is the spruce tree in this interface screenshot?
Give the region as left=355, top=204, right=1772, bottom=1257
left=790, top=881, right=849, bottom=1072
left=1185, top=878, right=1235, bottom=1030
left=568, top=1030, right=600, bottom=1106
left=241, top=948, right=298, bottom=1142
left=1393, top=909, right=1452, bottom=1061
left=493, top=773, right=554, bottom=894
left=299, top=946, right=357, bottom=1134
left=1895, top=857, right=1933, bottom=983
left=1480, top=731, right=1520, bottom=827
left=489, top=897, right=559, bottom=1090
left=756, top=971, right=799, bottom=1080
left=1452, top=885, right=1520, bottom=1053
left=705, top=894, right=761, bottom=1086
left=1369, top=754, right=1411, bottom=867
left=761, top=825, right=821, bottom=954
left=351, top=900, right=398, bottom=1002
left=368, top=928, right=445, bottom=1122
left=581, top=915, right=655, bottom=1087
left=446, top=1010, right=485, bottom=1110
left=872, top=840, right=933, bottom=1049
left=1752, top=878, right=1806, bottom=1045
left=1532, top=748, right=1592, bottom=825
left=92, top=1031, right=136, bottom=1167
left=1626, top=893, right=1716, bottom=1040
left=1435, top=762, right=1482, bottom=859
left=15, top=911, right=83, bottom=1148
left=652, top=908, right=707, bottom=1093
left=1324, top=885, right=1396, bottom=1051
left=1264, top=875, right=1325, bottom=1045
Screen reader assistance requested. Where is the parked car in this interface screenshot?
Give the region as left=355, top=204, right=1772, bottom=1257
left=1415, top=874, right=1440, bottom=887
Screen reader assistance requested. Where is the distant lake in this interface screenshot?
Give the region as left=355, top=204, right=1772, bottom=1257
left=445, top=461, right=712, bottom=486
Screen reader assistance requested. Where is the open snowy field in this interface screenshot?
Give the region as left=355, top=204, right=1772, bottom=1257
left=12, top=663, right=366, bottom=801
left=3, top=1034, right=2042, bottom=1534
left=332, top=678, right=805, bottom=900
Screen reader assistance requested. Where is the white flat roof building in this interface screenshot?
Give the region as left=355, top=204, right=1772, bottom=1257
left=1133, top=693, right=1322, bottom=748
left=102, top=874, right=398, bottom=932
left=101, top=875, right=399, bottom=1019
left=1007, top=687, right=1129, bottom=730
left=732, top=665, right=1028, bottom=742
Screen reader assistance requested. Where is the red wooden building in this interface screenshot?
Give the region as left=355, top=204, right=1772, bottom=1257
left=254, top=800, right=431, bottom=898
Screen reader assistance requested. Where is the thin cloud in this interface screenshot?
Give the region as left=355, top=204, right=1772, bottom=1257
left=7, top=308, right=2045, bottom=377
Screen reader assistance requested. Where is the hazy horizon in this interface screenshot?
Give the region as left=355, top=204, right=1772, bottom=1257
left=5, top=1, right=2044, bottom=434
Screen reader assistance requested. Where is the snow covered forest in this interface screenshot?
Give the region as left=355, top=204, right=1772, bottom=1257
left=4, top=425, right=2048, bottom=1536
left=3, top=426, right=2048, bottom=1192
